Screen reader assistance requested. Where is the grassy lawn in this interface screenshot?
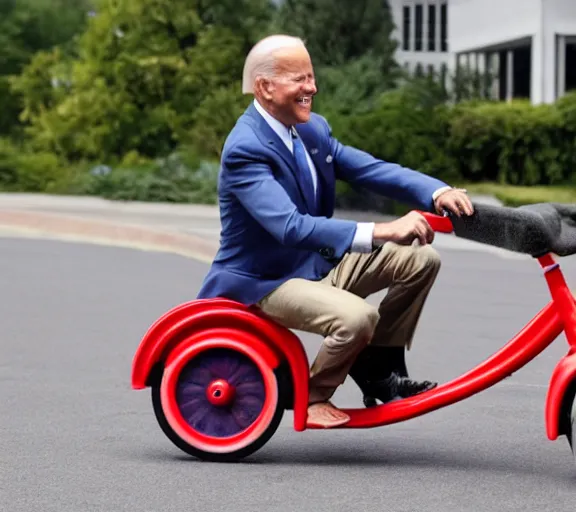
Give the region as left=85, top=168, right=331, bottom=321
left=462, top=183, right=576, bottom=207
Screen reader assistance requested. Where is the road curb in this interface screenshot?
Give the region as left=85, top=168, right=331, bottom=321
left=0, top=209, right=218, bottom=263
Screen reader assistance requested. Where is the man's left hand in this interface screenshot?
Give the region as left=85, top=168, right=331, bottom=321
left=434, top=188, right=474, bottom=217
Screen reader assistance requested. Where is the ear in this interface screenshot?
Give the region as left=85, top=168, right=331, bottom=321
left=256, top=77, right=274, bottom=101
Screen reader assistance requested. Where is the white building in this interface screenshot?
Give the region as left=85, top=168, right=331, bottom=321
left=390, top=0, right=576, bottom=104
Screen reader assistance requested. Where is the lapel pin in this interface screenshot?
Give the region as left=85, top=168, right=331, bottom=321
left=311, top=148, right=319, bottom=155
left=326, top=155, right=333, bottom=163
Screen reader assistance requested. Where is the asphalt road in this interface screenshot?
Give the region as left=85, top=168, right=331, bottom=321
left=1, top=237, right=576, bottom=512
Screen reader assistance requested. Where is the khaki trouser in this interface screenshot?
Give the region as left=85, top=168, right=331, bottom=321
left=257, top=242, right=441, bottom=404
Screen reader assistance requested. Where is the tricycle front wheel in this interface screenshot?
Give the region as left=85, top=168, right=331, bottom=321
left=152, top=344, right=287, bottom=462
left=570, top=395, right=576, bottom=466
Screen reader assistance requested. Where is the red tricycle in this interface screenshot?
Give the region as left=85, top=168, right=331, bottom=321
left=131, top=203, right=576, bottom=465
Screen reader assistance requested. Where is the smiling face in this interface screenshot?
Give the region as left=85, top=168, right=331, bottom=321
left=254, top=45, right=317, bottom=126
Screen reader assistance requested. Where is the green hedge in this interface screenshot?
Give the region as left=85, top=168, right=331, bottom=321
left=3, top=86, right=576, bottom=211
left=0, top=138, right=68, bottom=192
left=0, top=139, right=220, bottom=203
left=447, top=100, right=569, bottom=185
left=74, top=150, right=220, bottom=203
left=338, top=88, right=576, bottom=187
left=341, top=86, right=459, bottom=182
left=333, top=88, right=576, bottom=211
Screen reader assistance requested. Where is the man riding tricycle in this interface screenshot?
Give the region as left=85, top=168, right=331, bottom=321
left=130, top=35, right=576, bottom=466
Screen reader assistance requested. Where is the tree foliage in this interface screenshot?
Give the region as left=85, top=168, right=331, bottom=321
left=272, top=0, right=397, bottom=69
left=2, top=0, right=569, bottom=206
left=10, top=0, right=273, bottom=161
left=272, top=0, right=400, bottom=119
left=0, top=0, right=90, bottom=135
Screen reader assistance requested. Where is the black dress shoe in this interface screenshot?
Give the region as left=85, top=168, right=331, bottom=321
left=395, top=375, right=437, bottom=398
left=348, top=345, right=438, bottom=407
left=357, top=373, right=437, bottom=407
left=358, top=374, right=399, bottom=407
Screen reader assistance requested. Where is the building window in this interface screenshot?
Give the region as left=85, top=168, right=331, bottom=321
left=428, top=4, right=436, bottom=51
left=567, top=43, right=576, bottom=93
left=415, top=63, right=424, bottom=77
left=441, top=63, right=448, bottom=92
left=440, top=2, right=448, bottom=52
left=402, top=6, right=411, bottom=50
left=415, top=4, right=423, bottom=51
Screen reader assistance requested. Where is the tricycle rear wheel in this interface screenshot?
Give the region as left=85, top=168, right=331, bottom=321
left=152, top=345, right=287, bottom=462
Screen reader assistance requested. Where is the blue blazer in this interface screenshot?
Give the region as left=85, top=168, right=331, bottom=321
left=196, top=102, right=448, bottom=305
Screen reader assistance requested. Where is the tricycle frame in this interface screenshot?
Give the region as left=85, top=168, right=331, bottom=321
left=131, top=211, right=576, bottom=460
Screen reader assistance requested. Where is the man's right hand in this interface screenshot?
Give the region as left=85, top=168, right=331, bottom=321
left=373, top=211, right=435, bottom=246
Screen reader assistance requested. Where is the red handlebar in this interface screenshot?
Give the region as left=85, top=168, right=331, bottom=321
left=416, top=211, right=454, bottom=233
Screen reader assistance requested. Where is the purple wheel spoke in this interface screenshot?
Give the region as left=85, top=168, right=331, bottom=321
left=231, top=408, right=256, bottom=430
left=203, top=409, right=241, bottom=437
left=175, top=348, right=268, bottom=438
left=184, top=367, right=214, bottom=385
left=205, top=356, right=237, bottom=380
left=179, top=383, right=205, bottom=395
left=186, top=403, right=212, bottom=426
left=235, top=381, right=265, bottom=395
left=178, top=396, right=204, bottom=411
left=231, top=407, right=261, bottom=429
left=226, top=364, right=260, bottom=386
left=234, top=394, right=264, bottom=408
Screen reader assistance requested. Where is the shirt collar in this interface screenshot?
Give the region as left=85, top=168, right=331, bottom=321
left=253, top=99, right=293, bottom=150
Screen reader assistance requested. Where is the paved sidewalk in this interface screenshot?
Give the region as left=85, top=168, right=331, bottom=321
left=0, top=192, right=521, bottom=262
left=0, top=193, right=398, bottom=263
left=0, top=194, right=223, bottom=262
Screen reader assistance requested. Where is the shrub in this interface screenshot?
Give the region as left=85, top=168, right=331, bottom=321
left=0, top=138, right=68, bottom=192
left=335, top=81, right=459, bottom=183
left=554, top=90, right=576, bottom=178
left=328, top=80, right=458, bottom=214
left=447, top=100, right=568, bottom=186
left=465, top=183, right=576, bottom=207
left=81, top=148, right=219, bottom=203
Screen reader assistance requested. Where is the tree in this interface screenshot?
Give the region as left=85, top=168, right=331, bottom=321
left=0, top=0, right=91, bottom=135
left=273, top=0, right=397, bottom=69
left=13, top=0, right=276, bottom=162
left=272, top=0, right=400, bottom=119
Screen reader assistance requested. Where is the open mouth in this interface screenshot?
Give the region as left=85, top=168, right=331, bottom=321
left=297, top=96, right=312, bottom=106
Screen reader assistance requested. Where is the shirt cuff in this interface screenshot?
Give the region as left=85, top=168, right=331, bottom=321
left=432, top=186, right=452, bottom=201
left=351, top=222, right=375, bottom=253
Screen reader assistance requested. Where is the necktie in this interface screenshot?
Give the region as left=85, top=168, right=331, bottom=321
left=291, top=127, right=317, bottom=212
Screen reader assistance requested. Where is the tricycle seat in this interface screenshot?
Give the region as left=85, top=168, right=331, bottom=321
left=449, top=202, right=576, bottom=257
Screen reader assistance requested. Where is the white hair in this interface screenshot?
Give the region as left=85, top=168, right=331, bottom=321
left=241, top=35, right=307, bottom=94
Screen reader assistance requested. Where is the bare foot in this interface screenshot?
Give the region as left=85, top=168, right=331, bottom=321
left=306, top=401, right=350, bottom=428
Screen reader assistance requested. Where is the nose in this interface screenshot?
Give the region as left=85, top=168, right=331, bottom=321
left=304, top=79, right=317, bottom=94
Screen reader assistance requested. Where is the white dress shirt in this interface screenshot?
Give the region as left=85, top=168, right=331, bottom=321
left=253, top=100, right=450, bottom=252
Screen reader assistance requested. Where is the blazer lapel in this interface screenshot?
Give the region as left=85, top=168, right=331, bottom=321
left=296, top=124, right=335, bottom=215
left=245, top=104, right=312, bottom=210
left=296, top=124, right=332, bottom=183
left=245, top=103, right=294, bottom=171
